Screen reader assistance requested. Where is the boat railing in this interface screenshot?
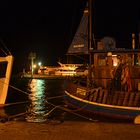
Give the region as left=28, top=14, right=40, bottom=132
left=83, top=88, right=140, bottom=107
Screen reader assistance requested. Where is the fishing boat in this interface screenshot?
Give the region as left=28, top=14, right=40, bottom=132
left=64, top=0, right=140, bottom=123
left=0, top=42, right=14, bottom=107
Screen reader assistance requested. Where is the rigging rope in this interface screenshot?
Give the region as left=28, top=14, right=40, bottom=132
left=0, top=39, right=12, bottom=55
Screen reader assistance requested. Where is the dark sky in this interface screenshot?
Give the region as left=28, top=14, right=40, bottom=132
left=0, top=0, right=140, bottom=73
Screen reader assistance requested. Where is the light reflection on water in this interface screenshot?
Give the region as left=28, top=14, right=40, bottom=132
left=3, top=78, right=65, bottom=123
left=26, top=79, right=48, bottom=122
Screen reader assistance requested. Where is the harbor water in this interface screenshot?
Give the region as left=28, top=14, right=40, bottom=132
left=0, top=76, right=134, bottom=123
left=3, top=77, right=67, bottom=123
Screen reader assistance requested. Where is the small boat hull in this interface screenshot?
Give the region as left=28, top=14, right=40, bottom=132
left=64, top=90, right=140, bottom=120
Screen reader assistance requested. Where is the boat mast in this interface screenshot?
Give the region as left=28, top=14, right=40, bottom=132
left=89, top=0, right=93, bottom=65
left=87, top=0, right=93, bottom=87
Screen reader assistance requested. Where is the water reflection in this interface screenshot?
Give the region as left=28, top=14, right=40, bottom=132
left=26, top=79, right=48, bottom=122
left=6, top=78, right=65, bottom=122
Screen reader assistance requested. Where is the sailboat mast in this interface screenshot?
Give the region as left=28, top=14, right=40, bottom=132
left=89, top=0, right=93, bottom=65
left=87, top=0, right=93, bottom=88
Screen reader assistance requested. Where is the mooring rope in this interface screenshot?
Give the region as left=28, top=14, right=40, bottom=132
left=46, top=94, right=91, bottom=113
left=3, top=101, right=29, bottom=107
left=0, top=111, right=29, bottom=123
left=46, top=101, right=97, bottom=122
left=44, top=105, right=60, bottom=116
left=8, top=112, right=28, bottom=120
left=46, top=95, right=64, bottom=100
left=0, top=79, right=29, bottom=96
left=0, top=81, right=29, bottom=107
left=9, top=85, right=65, bottom=100
left=9, top=85, right=29, bottom=95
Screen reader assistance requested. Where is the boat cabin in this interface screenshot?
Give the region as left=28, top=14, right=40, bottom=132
left=91, top=45, right=140, bottom=92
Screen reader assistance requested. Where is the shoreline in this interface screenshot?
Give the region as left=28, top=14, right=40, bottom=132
left=0, top=120, right=140, bottom=140
left=21, top=74, right=66, bottom=79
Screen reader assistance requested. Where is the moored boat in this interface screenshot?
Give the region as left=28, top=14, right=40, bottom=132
left=64, top=0, right=140, bottom=123
left=0, top=49, right=13, bottom=106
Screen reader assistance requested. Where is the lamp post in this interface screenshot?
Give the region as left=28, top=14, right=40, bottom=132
left=28, top=52, right=36, bottom=77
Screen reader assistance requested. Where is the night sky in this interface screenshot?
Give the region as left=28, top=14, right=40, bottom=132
left=0, top=0, right=140, bottom=74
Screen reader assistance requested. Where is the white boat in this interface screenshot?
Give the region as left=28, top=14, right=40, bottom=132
left=0, top=45, right=14, bottom=106
left=55, top=62, right=82, bottom=76
left=38, top=66, right=58, bottom=75
left=55, top=69, right=76, bottom=76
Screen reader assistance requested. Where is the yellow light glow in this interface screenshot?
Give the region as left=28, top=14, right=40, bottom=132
left=33, top=64, right=37, bottom=68
left=112, top=55, right=118, bottom=67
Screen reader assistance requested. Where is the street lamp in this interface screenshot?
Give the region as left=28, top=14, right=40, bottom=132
left=38, top=62, right=42, bottom=66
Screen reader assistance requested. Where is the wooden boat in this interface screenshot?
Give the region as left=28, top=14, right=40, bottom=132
left=0, top=44, right=14, bottom=106
left=64, top=49, right=140, bottom=122
left=64, top=0, right=140, bottom=123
